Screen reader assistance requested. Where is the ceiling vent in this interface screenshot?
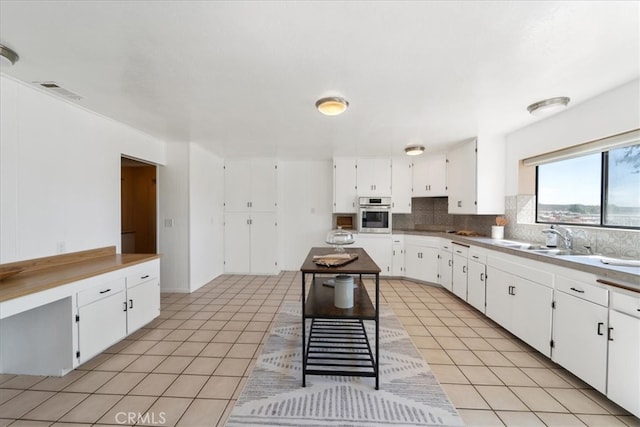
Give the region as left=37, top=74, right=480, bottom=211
left=33, top=81, right=83, bottom=100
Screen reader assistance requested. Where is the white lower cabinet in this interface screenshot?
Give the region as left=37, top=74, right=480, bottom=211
left=77, top=259, right=161, bottom=364
left=552, top=277, right=608, bottom=393
left=451, top=244, right=468, bottom=300
left=77, top=278, right=127, bottom=364
left=357, top=234, right=393, bottom=275
left=392, top=235, right=405, bottom=276
left=486, top=258, right=553, bottom=357
left=467, top=250, right=487, bottom=313
left=405, top=236, right=439, bottom=283
left=607, top=291, right=640, bottom=417
left=438, top=241, right=453, bottom=291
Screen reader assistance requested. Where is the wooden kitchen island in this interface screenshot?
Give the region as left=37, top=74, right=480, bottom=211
left=300, top=247, right=381, bottom=389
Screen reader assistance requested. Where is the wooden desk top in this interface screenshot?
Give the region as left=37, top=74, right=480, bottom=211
left=0, top=247, right=159, bottom=303
left=300, top=247, right=380, bottom=274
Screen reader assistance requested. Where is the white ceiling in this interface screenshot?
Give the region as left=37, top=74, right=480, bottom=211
left=1, top=1, right=638, bottom=160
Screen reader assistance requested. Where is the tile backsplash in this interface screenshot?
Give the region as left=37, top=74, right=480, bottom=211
left=394, top=196, right=640, bottom=259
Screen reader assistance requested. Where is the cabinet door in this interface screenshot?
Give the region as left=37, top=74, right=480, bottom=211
left=78, top=290, right=126, bottom=364
left=405, top=244, right=422, bottom=281
left=357, top=234, right=392, bottom=276
left=607, top=310, right=640, bottom=418
left=452, top=253, right=468, bottom=300
left=391, top=158, right=412, bottom=213
left=405, top=244, right=438, bottom=283
left=357, top=158, right=391, bottom=196
left=413, top=153, right=447, bottom=197
left=467, top=258, right=486, bottom=313
left=552, top=291, right=608, bottom=393
left=250, top=212, right=278, bottom=274
left=512, top=277, right=553, bottom=357
left=224, top=160, right=252, bottom=212
left=438, top=250, right=453, bottom=291
left=485, top=266, right=513, bottom=329
left=251, top=160, right=277, bottom=212
left=392, top=241, right=405, bottom=276
left=447, top=139, right=477, bottom=214
left=334, top=158, right=358, bottom=213
left=126, top=279, right=160, bottom=334
left=224, top=213, right=251, bottom=273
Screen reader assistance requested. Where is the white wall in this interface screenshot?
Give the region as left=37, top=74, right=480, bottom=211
left=189, top=144, right=224, bottom=291
left=277, top=160, right=333, bottom=270
left=505, top=79, right=640, bottom=196
left=0, top=75, right=166, bottom=263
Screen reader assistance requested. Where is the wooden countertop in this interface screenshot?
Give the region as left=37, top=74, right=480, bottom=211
left=0, top=246, right=160, bottom=303
left=300, top=247, right=380, bottom=274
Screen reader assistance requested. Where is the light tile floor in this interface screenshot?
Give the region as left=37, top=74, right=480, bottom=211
left=0, top=273, right=638, bottom=426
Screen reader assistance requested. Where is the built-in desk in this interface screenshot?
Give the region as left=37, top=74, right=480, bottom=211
left=300, top=247, right=380, bottom=389
left=0, top=247, right=160, bottom=376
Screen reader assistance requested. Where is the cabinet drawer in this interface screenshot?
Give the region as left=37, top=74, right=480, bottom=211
left=469, top=249, right=486, bottom=264
left=126, top=259, right=160, bottom=288
left=611, top=291, right=640, bottom=318
left=77, top=277, right=126, bottom=307
left=556, top=276, right=608, bottom=306
left=452, top=243, right=469, bottom=257
left=440, top=240, right=453, bottom=252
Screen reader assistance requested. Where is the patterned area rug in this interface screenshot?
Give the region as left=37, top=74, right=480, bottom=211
left=226, top=303, right=464, bottom=427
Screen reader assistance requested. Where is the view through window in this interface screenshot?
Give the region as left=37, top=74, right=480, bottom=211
left=537, top=144, right=640, bottom=228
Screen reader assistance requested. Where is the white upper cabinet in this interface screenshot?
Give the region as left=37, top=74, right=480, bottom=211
left=412, top=153, right=447, bottom=197
left=357, top=158, right=392, bottom=196
left=224, top=159, right=277, bottom=212
left=446, top=137, right=505, bottom=214
left=391, top=158, right=412, bottom=213
left=333, top=158, right=358, bottom=213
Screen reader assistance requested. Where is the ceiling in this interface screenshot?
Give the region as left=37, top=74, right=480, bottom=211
left=0, top=1, right=638, bottom=160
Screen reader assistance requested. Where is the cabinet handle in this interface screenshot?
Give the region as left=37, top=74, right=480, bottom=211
left=123, top=301, right=128, bottom=312
left=99, top=288, right=111, bottom=294
left=448, top=259, right=452, bottom=267
left=608, top=327, right=614, bottom=341
left=462, top=266, right=467, bottom=273
left=472, top=255, right=479, bottom=259
left=597, top=322, right=604, bottom=336
left=457, top=200, right=462, bottom=207
left=508, top=285, right=516, bottom=296
left=129, top=299, right=134, bottom=309
left=140, top=275, right=149, bottom=279
left=480, top=273, right=485, bottom=282
left=569, top=287, right=585, bottom=294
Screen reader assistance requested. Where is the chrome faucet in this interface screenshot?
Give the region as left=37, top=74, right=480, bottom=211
left=541, top=225, right=573, bottom=250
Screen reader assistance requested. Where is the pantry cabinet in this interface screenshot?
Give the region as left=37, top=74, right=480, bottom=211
left=224, top=159, right=278, bottom=212
left=391, top=158, right=412, bottom=213
left=357, top=158, right=392, bottom=196
left=412, top=153, right=447, bottom=197
left=446, top=137, right=505, bottom=215
left=333, top=158, right=358, bottom=213
left=224, top=212, right=278, bottom=274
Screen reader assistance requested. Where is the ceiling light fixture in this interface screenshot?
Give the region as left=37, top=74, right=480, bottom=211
left=0, top=44, right=19, bottom=66
left=404, top=144, right=425, bottom=156
left=316, top=96, right=349, bottom=116
left=527, top=96, right=570, bottom=116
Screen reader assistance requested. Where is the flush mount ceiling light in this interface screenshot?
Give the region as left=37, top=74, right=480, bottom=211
left=404, top=144, right=425, bottom=156
left=527, top=96, right=570, bottom=116
left=315, top=96, right=349, bottom=116
left=0, top=44, right=19, bottom=66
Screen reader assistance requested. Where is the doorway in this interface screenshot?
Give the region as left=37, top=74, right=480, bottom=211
left=121, top=157, right=157, bottom=254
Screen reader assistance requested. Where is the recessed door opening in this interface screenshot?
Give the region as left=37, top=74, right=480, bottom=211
left=121, top=157, right=157, bottom=254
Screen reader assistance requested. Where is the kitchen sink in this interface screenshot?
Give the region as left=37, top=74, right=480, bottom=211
left=527, top=248, right=591, bottom=256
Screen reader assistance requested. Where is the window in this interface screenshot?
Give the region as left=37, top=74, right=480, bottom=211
left=536, top=143, right=640, bottom=229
